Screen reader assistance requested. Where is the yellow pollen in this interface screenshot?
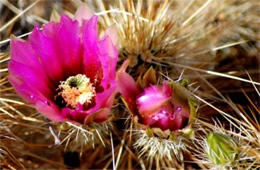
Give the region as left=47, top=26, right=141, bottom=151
left=58, top=74, right=96, bottom=108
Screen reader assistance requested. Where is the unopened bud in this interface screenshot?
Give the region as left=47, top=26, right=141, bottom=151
left=206, top=132, right=239, bottom=165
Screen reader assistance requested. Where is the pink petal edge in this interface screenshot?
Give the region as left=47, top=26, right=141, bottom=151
left=105, top=25, right=119, bottom=49
left=74, top=3, right=95, bottom=26
left=117, top=60, right=140, bottom=113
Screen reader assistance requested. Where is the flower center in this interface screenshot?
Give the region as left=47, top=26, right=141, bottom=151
left=55, top=74, right=96, bottom=108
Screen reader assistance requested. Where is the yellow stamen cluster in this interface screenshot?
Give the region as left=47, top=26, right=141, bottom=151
left=58, top=74, right=96, bottom=108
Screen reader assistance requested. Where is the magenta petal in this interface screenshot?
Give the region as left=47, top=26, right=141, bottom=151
left=97, top=81, right=117, bottom=108
left=144, top=103, right=190, bottom=131
left=98, top=35, right=118, bottom=88
left=61, top=105, right=86, bottom=124
left=61, top=106, right=111, bottom=124
left=10, top=39, right=41, bottom=67
left=36, top=100, right=64, bottom=121
left=172, top=105, right=190, bottom=129
left=30, top=16, right=81, bottom=81
left=8, top=76, right=44, bottom=104
left=137, top=85, right=171, bottom=118
left=156, top=117, right=171, bottom=130
left=143, top=104, right=173, bottom=130
left=117, top=71, right=140, bottom=113
left=56, top=15, right=81, bottom=75
left=42, top=21, right=60, bottom=37
left=82, top=16, right=98, bottom=48
left=88, top=81, right=117, bottom=114
left=9, top=76, right=63, bottom=122
left=8, top=60, right=53, bottom=98
left=82, top=16, right=102, bottom=83
left=90, top=108, right=110, bottom=123
left=10, top=38, right=52, bottom=87
left=172, top=111, right=184, bottom=129
left=30, top=25, right=63, bottom=83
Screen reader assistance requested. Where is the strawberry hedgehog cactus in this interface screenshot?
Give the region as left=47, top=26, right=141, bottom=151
left=117, top=60, right=198, bottom=161
left=8, top=4, right=119, bottom=150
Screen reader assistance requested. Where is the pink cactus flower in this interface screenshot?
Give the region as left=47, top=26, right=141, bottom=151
left=8, top=6, right=119, bottom=124
left=117, top=60, right=191, bottom=131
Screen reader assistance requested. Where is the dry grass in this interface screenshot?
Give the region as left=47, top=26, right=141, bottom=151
left=0, top=0, right=259, bottom=169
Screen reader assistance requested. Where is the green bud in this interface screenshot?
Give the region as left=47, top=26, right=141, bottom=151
left=206, top=132, right=239, bottom=165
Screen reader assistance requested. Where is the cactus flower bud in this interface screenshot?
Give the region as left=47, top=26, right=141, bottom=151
left=117, top=60, right=196, bottom=133
left=206, top=132, right=239, bottom=165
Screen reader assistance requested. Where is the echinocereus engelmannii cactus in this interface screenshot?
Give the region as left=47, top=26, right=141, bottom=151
left=117, top=60, right=197, bottom=160
left=8, top=4, right=120, bottom=152
left=9, top=6, right=118, bottom=125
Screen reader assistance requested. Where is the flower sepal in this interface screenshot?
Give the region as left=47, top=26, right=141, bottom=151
left=84, top=108, right=111, bottom=125
left=136, top=66, right=157, bottom=89
left=134, top=115, right=194, bottom=140
left=188, top=97, right=198, bottom=125
left=168, top=80, right=198, bottom=125
left=142, top=66, right=157, bottom=87
left=181, top=126, right=195, bottom=139
left=168, top=80, right=192, bottom=103
left=134, top=115, right=170, bottom=139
